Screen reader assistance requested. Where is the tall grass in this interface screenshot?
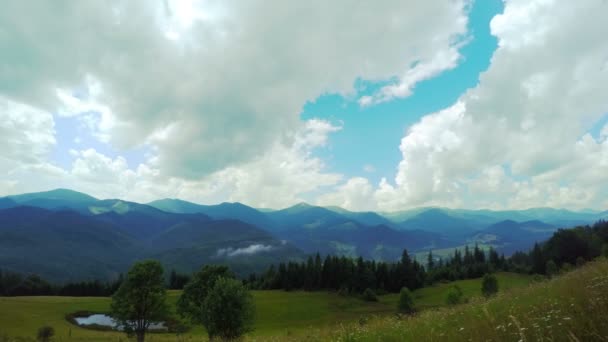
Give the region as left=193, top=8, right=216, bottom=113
left=269, top=258, right=608, bottom=341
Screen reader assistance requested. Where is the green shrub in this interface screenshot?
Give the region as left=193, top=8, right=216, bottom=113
left=362, top=288, right=378, bottom=302
left=177, top=266, right=254, bottom=340
left=397, top=287, right=414, bottom=314
left=481, top=274, right=498, bottom=298
left=445, top=285, right=463, bottom=305
left=201, top=277, right=255, bottom=340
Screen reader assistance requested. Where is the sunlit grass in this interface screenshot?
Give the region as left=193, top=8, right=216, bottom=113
left=281, top=258, right=608, bottom=341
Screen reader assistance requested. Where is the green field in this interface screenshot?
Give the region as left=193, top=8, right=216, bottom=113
left=0, top=273, right=531, bottom=341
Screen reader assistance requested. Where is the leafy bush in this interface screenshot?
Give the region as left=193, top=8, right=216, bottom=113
left=178, top=266, right=253, bottom=340
left=397, top=287, right=414, bottom=314
left=546, top=260, right=558, bottom=277
left=445, top=285, right=463, bottom=305
left=481, top=274, right=498, bottom=298
left=202, top=277, right=255, bottom=340
left=362, top=288, right=378, bottom=302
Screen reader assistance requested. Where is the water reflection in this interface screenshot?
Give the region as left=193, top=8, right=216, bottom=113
left=74, top=314, right=167, bottom=331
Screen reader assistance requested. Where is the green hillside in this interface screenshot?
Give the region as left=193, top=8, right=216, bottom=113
left=293, top=258, right=608, bottom=341
left=0, top=273, right=531, bottom=341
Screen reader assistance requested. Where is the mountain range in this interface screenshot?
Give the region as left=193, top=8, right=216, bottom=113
left=0, top=188, right=606, bottom=282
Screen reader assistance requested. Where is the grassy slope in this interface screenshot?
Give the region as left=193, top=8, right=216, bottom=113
left=0, top=273, right=531, bottom=341
left=284, top=258, right=608, bottom=342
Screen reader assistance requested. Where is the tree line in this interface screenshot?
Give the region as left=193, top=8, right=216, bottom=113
left=512, top=219, right=608, bottom=275
left=0, top=269, right=190, bottom=297
left=246, top=251, right=426, bottom=293
left=245, top=244, right=504, bottom=294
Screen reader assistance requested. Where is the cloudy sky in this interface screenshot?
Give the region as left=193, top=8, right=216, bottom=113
left=1, top=0, right=607, bottom=211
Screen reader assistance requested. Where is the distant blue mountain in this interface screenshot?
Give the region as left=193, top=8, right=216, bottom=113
left=265, top=203, right=347, bottom=231
left=148, top=198, right=277, bottom=231
left=398, top=208, right=483, bottom=237
left=7, top=188, right=98, bottom=203
left=146, top=218, right=302, bottom=274
left=0, top=205, right=301, bottom=282
left=326, top=206, right=397, bottom=228
left=0, top=197, right=15, bottom=209
left=2, top=188, right=606, bottom=280
left=264, top=203, right=448, bottom=260
left=5, top=188, right=98, bottom=213
left=0, top=206, right=135, bottom=282
left=472, top=219, right=558, bottom=255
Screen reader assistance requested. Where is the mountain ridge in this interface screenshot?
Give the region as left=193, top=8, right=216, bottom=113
left=1, top=188, right=607, bottom=281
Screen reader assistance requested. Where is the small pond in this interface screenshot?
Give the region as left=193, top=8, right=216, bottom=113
left=74, top=314, right=167, bottom=331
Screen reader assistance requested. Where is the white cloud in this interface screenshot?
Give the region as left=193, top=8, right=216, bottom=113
left=71, top=149, right=136, bottom=185
left=317, top=177, right=376, bottom=211
left=0, top=96, right=56, bottom=172
left=0, top=0, right=468, bottom=179
left=216, top=244, right=275, bottom=258
left=375, top=0, right=608, bottom=210
left=359, top=45, right=464, bottom=106
left=4, top=1, right=605, bottom=212
left=600, top=123, right=608, bottom=141
left=0, top=118, right=343, bottom=207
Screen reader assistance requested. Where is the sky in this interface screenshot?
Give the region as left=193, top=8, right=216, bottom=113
left=1, top=0, right=607, bottom=211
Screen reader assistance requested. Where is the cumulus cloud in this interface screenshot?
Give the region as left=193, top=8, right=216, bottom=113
left=4, top=1, right=604, bottom=211
left=0, top=96, right=56, bottom=167
left=359, top=45, right=464, bottom=106
left=216, top=244, right=275, bottom=258
left=0, top=118, right=344, bottom=207
left=375, top=0, right=608, bottom=210
left=0, top=96, right=61, bottom=197
left=317, top=177, right=377, bottom=211
left=0, top=0, right=468, bottom=180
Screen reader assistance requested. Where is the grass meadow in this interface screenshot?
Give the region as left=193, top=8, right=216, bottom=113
left=9, top=267, right=601, bottom=341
